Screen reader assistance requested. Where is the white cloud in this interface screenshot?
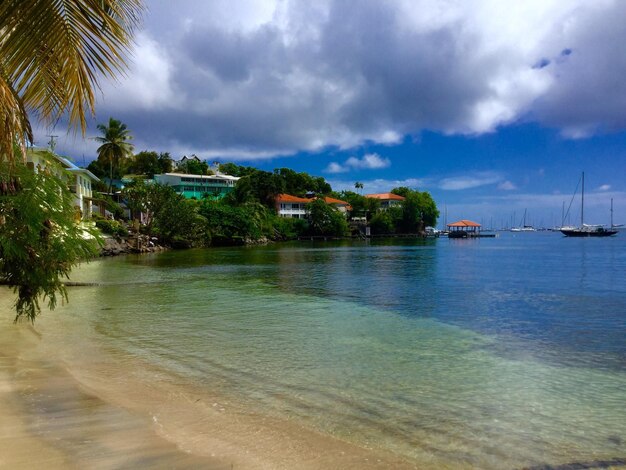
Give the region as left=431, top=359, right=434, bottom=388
left=439, top=172, right=503, bottom=191
left=97, top=33, right=178, bottom=111
left=597, top=184, right=611, bottom=191
left=325, top=162, right=347, bottom=174
left=327, top=177, right=424, bottom=194
left=39, top=0, right=626, bottom=159
left=498, top=180, right=517, bottom=191
left=325, top=153, right=391, bottom=173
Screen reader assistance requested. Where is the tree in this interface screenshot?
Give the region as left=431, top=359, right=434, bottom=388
left=0, top=1, right=142, bottom=164
left=369, top=211, right=395, bottom=235
left=127, top=150, right=161, bottom=178
left=390, top=187, right=440, bottom=232
left=158, top=152, right=173, bottom=174
left=0, top=0, right=144, bottom=320
left=94, top=117, right=134, bottom=191
left=251, top=170, right=285, bottom=208
left=306, top=198, right=349, bottom=236
left=0, top=156, right=99, bottom=321
left=178, top=158, right=210, bottom=175
left=354, top=182, right=364, bottom=194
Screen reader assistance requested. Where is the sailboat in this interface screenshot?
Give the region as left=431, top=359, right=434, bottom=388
left=510, top=209, right=536, bottom=232
left=560, top=172, right=618, bottom=237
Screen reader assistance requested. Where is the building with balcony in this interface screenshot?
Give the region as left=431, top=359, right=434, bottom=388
left=26, top=148, right=100, bottom=219
left=276, top=194, right=351, bottom=219
left=276, top=194, right=311, bottom=218
left=154, top=172, right=239, bottom=199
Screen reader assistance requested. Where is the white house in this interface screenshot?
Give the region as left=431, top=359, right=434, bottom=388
left=275, top=194, right=311, bottom=218
left=26, top=148, right=100, bottom=219
left=275, top=194, right=352, bottom=218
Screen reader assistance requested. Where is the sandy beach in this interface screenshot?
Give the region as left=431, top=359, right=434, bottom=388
left=0, top=297, right=420, bottom=469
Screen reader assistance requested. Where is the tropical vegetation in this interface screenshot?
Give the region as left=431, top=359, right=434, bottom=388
left=0, top=0, right=144, bottom=320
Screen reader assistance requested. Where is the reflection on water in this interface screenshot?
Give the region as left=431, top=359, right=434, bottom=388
left=34, top=232, right=626, bottom=468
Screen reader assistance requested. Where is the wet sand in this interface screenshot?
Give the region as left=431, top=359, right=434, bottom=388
left=0, top=306, right=419, bottom=469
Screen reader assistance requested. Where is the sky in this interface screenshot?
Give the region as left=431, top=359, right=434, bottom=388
left=37, top=0, right=626, bottom=228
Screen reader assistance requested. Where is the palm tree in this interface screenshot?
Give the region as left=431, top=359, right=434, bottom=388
left=355, top=181, right=364, bottom=194
left=0, top=0, right=143, bottom=163
left=94, top=118, right=134, bottom=193
left=0, top=1, right=143, bottom=320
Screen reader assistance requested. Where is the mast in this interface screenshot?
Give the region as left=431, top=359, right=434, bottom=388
left=611, top=198, right=614, bottom=228
left=581, top=172, right=585, bottom=226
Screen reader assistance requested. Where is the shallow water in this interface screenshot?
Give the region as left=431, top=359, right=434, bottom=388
left=10, top=232, right=626, bottom=468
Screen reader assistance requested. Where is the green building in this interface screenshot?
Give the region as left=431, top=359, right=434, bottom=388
left=155, top=172, right=239, bottom=199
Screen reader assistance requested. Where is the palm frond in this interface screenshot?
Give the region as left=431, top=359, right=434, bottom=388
left=0, top=0, right=143, bottom=135
left=0, top=73, right=32, bottom=164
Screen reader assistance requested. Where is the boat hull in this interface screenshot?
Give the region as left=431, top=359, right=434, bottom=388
left=560, top=228, right=618, bottom=237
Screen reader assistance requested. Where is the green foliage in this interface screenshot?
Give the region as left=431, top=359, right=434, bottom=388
left=390, top=186, right=411, bottom=198
left=0, top=161, right=100, bottom=322
left=122, top=181, right=207, bottom=246
left=126, top=150, right=161, bottom=178
left=94, top=118, right=134, bottom=183
left=218, top=163, right=254, bottom=177
left=391, top=187, right=439, bottom=232
left=219, top=163, right=333, bottom=206
left=271, top=216, right=308, bottom=240
left=199, top=200, right=267, bottom=244
left=416, top=191, right=439, bottom=227
left=224, top=175, right=255, bottom=206
left=157, top=152, right=174, bottom=174
left=86, top=158, right=108, bottom=179
left=121, top=179, right=149, bottom=221
left=306, top=198, right=349, bottom=236
left=276, top=167, right=331, bottom=196
left=152, top=194, right=207, bottom=246
left=94, top=218, right=126, bottom=237
left=177, top=158, right=210, bottom=175
left=369, top=211, right=396, bottom=234
left=339, top=190, right=381, bottom=220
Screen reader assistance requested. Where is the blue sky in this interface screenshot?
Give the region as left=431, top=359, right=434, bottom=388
left=37, top=0, right=626, bottom=228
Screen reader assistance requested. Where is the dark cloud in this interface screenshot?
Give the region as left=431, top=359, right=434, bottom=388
left=532, top=58, right=551, bottom=69
left=533, top=3, right=626, bottom=136
left=51, top=0, right=626, bottom=159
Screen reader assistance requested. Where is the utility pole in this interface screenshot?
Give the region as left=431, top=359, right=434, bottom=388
left=46, top=135, right=58, bottom=152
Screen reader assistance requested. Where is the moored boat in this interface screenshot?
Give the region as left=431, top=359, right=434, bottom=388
left=560, top=173, right=618, bottom=238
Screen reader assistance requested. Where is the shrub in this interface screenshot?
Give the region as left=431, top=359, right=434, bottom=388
left=95, top=218, right=127, bottom=238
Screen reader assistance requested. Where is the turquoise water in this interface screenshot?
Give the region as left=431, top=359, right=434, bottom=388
left=37, top=232, right=626, bottom=467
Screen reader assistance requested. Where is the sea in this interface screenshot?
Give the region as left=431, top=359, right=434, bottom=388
left=7, top=231, right=626, bottom=468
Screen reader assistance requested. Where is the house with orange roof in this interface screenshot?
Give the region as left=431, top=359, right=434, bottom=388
left=275, top=194, right=352, bottom=218
left=365, top=192, right=405, bottom=209
left=321, top=196, right=352, bottom=214
left=275, top=194, right=312, bottom=219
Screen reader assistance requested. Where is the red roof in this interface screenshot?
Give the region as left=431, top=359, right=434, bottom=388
left=277, top=193, right=356, bottom=210
left=323, top=196, right=348, bottom=205
left=365, top=193, right=405, bottom=201
left=276, top=193, right=311, bottom=203
left=447, top=219, right=481, bottom=227
left=323, top=196, right=352, bottom=211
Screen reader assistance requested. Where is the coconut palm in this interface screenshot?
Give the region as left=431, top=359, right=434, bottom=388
left=0, top=1, right=143, bottom=320
left=94, top=117, right=134, bottom=192
left=0, top=0, right=143, bottom=163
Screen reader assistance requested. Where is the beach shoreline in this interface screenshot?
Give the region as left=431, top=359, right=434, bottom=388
left=0, top=307, right=419, bottom=469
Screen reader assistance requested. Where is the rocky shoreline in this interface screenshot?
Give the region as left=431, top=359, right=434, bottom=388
left=99, top=235, right=168, bottom=257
